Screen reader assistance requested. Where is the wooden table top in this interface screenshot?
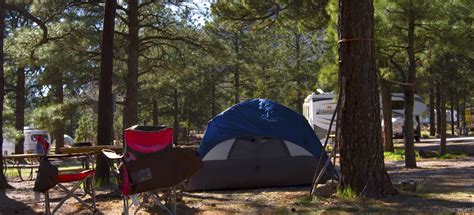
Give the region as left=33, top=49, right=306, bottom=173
left=3, top=152, right=93, bottom=159
left=59, top=145, right=123, bottom=154
left=3, top=154, right=42, bottom=159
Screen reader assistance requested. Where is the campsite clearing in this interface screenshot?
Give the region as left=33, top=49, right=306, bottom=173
left=1, top=141, right=473, bottom=214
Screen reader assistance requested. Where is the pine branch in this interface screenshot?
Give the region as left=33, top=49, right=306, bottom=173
left=4, top=3, right=48, bottom=46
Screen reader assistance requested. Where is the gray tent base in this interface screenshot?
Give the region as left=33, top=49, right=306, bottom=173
left=186, top=156, right=333, bottom=191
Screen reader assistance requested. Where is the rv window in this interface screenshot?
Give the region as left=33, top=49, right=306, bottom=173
left=392, top=101, right=405, bottom=110
left=32, top=134, right=49, bottom=142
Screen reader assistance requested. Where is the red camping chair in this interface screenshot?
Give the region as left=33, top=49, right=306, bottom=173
left=34, top=136, right=97, bottom=214
left=102, top=125, right=202, bottom=215
left=44, top=169, right=96, bottom=214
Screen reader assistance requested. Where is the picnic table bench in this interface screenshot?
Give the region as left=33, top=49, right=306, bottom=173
left=3, top=153, right=96, bottom=181
left=2, top=145, right=123, bottom=183
left=3, top=154, right=41, bottom=181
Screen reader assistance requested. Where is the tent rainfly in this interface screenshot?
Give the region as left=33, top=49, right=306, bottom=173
left=186, top=98, right=337, bottom=191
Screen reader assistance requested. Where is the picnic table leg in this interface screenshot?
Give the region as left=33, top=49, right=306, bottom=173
left=82, top=155, right=92, bottom=196
left=2, top=159, right=6, bottom=175
left=17, top=165, right=25, bottom=181
left=27, top=168, right=33, bottom=180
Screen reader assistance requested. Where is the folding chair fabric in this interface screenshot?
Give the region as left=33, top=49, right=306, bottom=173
left=43, top=161, right=96, bottom=214
left=57, top=169, right=95, bottom=183
left=107, top=125, right=202, bottom=214
left=124, top=148, right=202, bottom=195
left=124, top=127, right=173, bottom=154
left=33, top=157, right=58, bottom=192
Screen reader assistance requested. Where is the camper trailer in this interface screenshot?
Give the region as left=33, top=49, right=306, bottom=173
left=303, top=92, right=427, bottom=142
left=23, top=127, right=51, bottom=154
left=2, top=138, right=15, bottom=155
left=2, top=127, right=51, bottom=155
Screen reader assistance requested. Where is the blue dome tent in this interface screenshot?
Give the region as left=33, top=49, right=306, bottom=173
left=187, top=99, right=337, bottom=191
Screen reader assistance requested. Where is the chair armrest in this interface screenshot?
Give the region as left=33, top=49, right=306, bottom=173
left=102, top=149, right=123, bottom=160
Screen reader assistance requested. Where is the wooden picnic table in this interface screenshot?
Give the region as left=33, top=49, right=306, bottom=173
left=59, top=145, right=123, bottom=154
left=3, top=153, right=42, bottom=159
left=3, top=152, right=96, bottom=181
left=3, top=153, right=42, bottom=181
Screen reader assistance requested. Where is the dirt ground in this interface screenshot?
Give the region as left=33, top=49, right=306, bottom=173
left=1, top=141, right=473, bottom=214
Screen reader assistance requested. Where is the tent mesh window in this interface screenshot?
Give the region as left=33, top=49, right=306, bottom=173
left=227, top=137, right=291, bottom=160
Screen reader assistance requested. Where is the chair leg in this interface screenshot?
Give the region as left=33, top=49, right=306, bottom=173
left=53, top=181, right=96, bottom=214
left=170, top=186, right=177, bottom=215
left=52, top=182, right=82, bottom=214
left=91, top=175, right=97, bottom=212
left=123, top=196, right=129, bottom=215
left=134, top=194, right=146, bottom=215
left=44, top=191, right=51, bottom=215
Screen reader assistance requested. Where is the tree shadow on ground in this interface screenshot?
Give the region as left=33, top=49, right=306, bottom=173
left=0, top=192, right=37, bottom=214
left=381, top=192, right=474, bottom=213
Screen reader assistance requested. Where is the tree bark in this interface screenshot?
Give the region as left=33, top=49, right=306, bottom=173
left=14, top=67, right=25, bottom=154
left=0, top=0, right=14, bottom=190
left=294, top=32, right=304, bottom=114
left=173, top=88, right=179, bottom=146
left=403, top=2, right=416, bottom=168
left=54, top=71, right=64, bottom=154
left=1, top=0, right=47, bottom=191
left=440, top=87, right=447, bottom=155
left=337, top=0, right=396, bottom=198
left=439, top=57, right=448, bottom=155
left=381, top=79, right=393, bottom=152
left=429, top=86, right=436, bottom=136
left=436, top=83, right=441, bottom=136
left=124, top=0, right=139, bottom=128
left=96, top=0, right=116, bottom=185
left=152, top=98, right=158, bottom=125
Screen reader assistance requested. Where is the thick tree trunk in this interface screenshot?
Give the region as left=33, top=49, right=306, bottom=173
left=403, top=6, right=416, bottom=168
left=124, top=0, right=139, bottom=128
left=337, top=0, right=396, bottom=198
left=0, top=0, right=13, bottom=190
left=152, top=98, right=158, bottom=125
left=381, top=79, right=393, bottom=152
left=429, top=86, right=436, bottom=136
left=403, top=89, right=416, bottom=168
left=96, top=0, right=116, bottom=185
left=173, top=88, right=179, bottom=146
left=54, top=72, right=64, bottom=154
left=15, top=67, right=25, bottom=154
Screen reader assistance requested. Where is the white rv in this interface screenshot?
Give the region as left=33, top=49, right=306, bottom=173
left=2, top=127, right=51, bottom=155
left=2, top=138, right=15, bottom=155
left=303, top=92, right=427, bottom=141
left=23, top=127, right=51, bottom=154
